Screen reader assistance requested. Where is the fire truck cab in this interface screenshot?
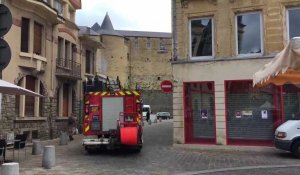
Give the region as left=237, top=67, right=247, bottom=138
left=82, top=77, right=143, bottom=153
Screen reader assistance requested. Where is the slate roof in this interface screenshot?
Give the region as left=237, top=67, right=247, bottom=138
left=117, top=30, right=171, bottom=38
left=80, top=13, right=171, bottom=38
left=78, top=26, right=99, bottom=36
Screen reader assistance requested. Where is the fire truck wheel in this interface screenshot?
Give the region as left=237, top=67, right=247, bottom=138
left=86, top=147, right=95, bottom=154
left=140, top=134, right=143, bottom=145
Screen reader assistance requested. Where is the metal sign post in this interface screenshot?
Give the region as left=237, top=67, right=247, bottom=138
left=0, top=4, right=12, bottom=79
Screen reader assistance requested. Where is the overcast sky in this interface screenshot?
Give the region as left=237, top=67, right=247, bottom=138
left=76, top=0, right=171, bottom=32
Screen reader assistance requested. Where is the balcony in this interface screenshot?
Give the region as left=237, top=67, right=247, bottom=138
left=19, top=52, right=47, bottom=72
left=12, top=0, right=64, bottom=24
left=56, top=58, right=81, bottom=80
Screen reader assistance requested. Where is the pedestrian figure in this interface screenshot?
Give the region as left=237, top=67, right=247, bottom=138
left=68, top=114, right=76, bottom=141
left=146, top=111, right=150, bottom=122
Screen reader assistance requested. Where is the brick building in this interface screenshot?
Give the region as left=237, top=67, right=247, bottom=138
left=172, top=0, right=300, bottom=146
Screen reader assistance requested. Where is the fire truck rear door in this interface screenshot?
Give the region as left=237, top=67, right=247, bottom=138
left=102, top=97, right=124, bottom=131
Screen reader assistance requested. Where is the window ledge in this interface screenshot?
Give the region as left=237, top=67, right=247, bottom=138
left=172, top=54, right=276, bottom=65
left=15, top=117, right=47, bottom=121
left=85, top=73, right=94, bottom=77
left=19, top=52, right=47, bottom=62
left=55, top=117, right=68, bottom=121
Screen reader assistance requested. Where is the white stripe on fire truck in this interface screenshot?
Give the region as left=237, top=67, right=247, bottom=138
left=101, top=92, right=107, bottom=96
left=119, top=91, right=125, bottom=96
left=125, top=91, right=131, bottom=95
left=94, top=92, right=100, bottom=96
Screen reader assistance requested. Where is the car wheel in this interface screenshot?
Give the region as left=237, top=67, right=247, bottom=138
left=291, top=141, right=300, bottom=158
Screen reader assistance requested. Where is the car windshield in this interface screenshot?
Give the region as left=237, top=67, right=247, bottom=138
left=143, top=108, right=150, bottom=112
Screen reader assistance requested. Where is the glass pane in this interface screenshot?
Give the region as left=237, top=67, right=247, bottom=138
left=191, top=18, right=213, bottom=57
left=237, top=13, right=261, bottom=54
left=288, top=8, right=300, bottom=39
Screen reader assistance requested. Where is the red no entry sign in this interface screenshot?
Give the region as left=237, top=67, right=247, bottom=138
left=160, top=80, right=173, bottom=93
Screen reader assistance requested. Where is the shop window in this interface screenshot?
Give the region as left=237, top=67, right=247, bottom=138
left=225, top=80, right=281, bottom=145
left=184, top=82, right=215, bottom=144
left=283, top=84, right=300, bottom=121
left=287, top=8, right=300, bottom=39
left=236, top=12, right=263, bottom=56
left=190, top=17, right=213, bottom=59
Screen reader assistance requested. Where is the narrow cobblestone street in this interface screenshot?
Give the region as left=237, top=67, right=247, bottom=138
left=1, top=120, right=300, bottom=175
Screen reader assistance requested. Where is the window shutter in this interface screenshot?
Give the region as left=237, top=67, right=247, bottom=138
left=34, top=22, right=43, bottom=55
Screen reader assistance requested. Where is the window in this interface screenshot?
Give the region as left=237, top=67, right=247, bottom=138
left=287, top=8, right=300, bottom=39
left=57, top=37, right=63, bottom=59
left=146, top=38, right=151, bottom=49
left=86, top=50, right=94, bottom=74
left=236, top=12, right=263, bottom=55
left=134, top=37, right=138, bottom=48
left=159, top=38, right=166, bottom=50
left=34, top=22, right=43, bottom=55
left=54, top=0, right=63, bottom=14
left=190, top=18, right=213, bottom=59
left=21, top=18, right=30, bottom=52
left=25, top=76, right=36, bottom=117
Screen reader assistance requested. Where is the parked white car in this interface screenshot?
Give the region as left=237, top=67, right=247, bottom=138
left=274, top=120, right=300, bottom=158
left=156, top=112, right=171, bottom=120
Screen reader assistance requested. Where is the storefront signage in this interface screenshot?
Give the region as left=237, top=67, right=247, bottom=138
left=200, top=109, right=208, bottom=119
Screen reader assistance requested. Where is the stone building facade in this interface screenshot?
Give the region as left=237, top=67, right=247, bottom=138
left=172, top=0, right=300, bottom=146
left=81, top=14, right=173, bottom=114
left=0, top=0, right=173, bottom=141
left=0, top=0, right=100, bottom=141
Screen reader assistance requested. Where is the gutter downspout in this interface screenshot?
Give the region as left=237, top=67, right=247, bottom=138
left=172, top=0, right=177, bottom=61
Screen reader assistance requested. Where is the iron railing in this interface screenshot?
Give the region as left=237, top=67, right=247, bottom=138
left=56, top=58, right=81, bottom=79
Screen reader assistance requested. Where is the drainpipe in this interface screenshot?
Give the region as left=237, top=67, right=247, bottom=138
left=172, top=0, right=177, bottom=61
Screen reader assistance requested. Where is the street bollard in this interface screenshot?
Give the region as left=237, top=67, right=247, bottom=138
left=159, top=118, right=162, bottom=122
left=148, top=119, right=152, bottom=125
left=59, top=132, right=68, bottom=145
left=153, top=119, right=157, bottom=123
left=1, top=162, right=19, bottom=175
left=42, top=145, right=56, bottom=169
left=32, top=140, right=42, bottom=155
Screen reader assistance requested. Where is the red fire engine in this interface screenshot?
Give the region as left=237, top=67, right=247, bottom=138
left=82, top=77, right=143, bottom=153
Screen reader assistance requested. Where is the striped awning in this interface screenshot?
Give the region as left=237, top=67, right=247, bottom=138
left=253, top=37, right=300, bottom=87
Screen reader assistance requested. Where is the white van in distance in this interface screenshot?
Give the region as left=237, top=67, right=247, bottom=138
left=142, top=105, right=151, bottom=120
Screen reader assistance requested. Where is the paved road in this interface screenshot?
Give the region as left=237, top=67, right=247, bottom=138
left=1, top=120, right=300, bottom=175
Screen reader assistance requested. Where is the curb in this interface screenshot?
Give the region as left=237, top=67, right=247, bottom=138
left=173, top=143, right=278, bottom=153
left=176, top=164, right=300, bottom=175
